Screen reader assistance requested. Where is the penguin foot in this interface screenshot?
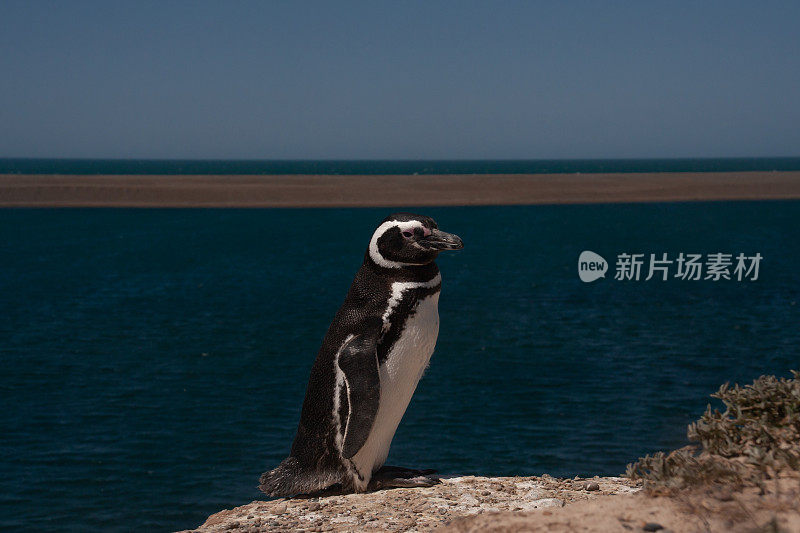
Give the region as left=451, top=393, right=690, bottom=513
left=376, top=465, right=438, bottom=477
left=368, top=465, right=440, bottom=491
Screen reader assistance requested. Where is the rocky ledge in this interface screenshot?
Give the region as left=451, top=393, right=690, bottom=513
left=180, top=475, right=639, bottom=532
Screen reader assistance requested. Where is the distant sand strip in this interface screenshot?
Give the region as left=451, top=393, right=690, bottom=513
left=1, top=171, right=799, bottom=207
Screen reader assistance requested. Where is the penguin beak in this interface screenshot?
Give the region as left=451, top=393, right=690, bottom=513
left=421, top=229, right=464, bottom=250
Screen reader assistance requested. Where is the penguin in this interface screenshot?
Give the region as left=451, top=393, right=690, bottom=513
left=259, top=213, right=463, bottom=497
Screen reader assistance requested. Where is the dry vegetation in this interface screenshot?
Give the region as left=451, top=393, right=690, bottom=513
left=627, top=370, right=800, bottom=493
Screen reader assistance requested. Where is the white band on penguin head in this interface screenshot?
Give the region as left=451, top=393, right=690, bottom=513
left=368, top=220, right=426, bottom=268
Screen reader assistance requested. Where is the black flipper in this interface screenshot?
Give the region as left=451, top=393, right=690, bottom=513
left=337, top=333, right=381, bottom=458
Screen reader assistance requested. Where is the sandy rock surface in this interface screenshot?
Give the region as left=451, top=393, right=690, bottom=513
left=445, top=477, right=800, bottom=533
left=180, top=475, right=638, bottom=532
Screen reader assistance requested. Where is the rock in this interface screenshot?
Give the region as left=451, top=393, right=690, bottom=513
left=185, top=475, right=639, bottom=532
left=585, top=482, right=600, bottom=491
left=459, top=494, right=480, bottom=506
left=642, top=523, right=664, bottom=532
left=530, top=498, right=564, bottom=509
left=524, top=488, right=548, bottom=500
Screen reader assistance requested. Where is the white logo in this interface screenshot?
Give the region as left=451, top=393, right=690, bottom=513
left=578, top=251, right=608, bottom=282
left=576, top=251, right=762, bottom=282
left=613, top=252, right=762, bottom=281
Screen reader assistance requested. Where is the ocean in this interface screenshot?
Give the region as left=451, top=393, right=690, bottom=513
left=2, top=156, right=800, bottom=175
left=1, top=165, right=799, bottom=530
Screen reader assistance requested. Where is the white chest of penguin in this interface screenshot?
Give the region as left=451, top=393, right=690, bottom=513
left=351, top=292, right=440, bottom=478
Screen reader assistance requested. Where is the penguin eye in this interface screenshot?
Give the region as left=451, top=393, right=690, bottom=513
left=401, top=231, right=413, bottom=238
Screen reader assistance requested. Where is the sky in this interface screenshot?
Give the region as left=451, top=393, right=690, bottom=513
left=1, top=1, right=799, bottom=160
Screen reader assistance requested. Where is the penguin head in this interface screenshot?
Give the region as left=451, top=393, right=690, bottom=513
left=368, top=213, right=463, bottom=268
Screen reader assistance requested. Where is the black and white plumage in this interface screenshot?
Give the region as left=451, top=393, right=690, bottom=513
left=259, top=213, right=463, bottom=497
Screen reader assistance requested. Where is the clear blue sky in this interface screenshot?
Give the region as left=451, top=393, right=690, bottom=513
left=1, top=1, right=798, bottom=159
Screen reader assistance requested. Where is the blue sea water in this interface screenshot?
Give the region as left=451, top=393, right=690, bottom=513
left=1, top=157, right=800, bottom=175
left=1, top=202, right=799, bottom=531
